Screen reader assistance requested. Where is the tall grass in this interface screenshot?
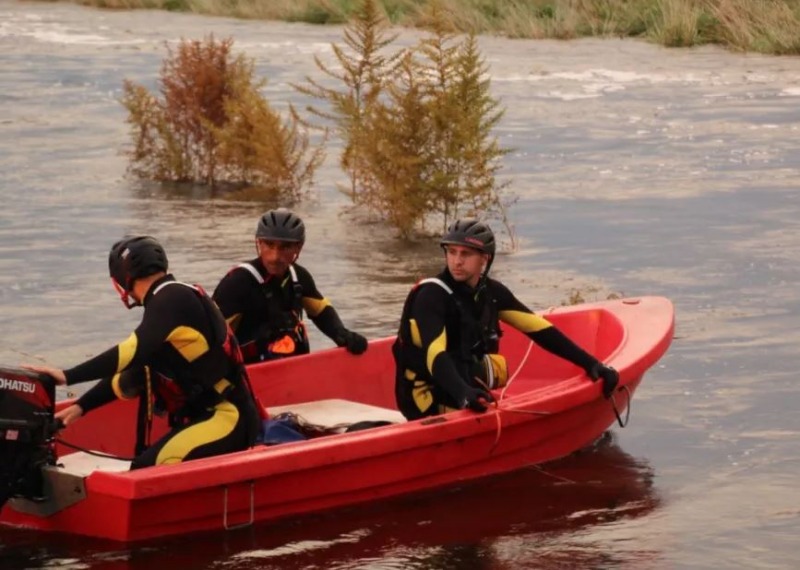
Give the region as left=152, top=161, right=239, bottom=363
left=57, top=0, right=800, bottom=53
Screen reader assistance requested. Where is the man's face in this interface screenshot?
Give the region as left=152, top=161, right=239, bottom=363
left=445, top=244, right=488, bottom=288
left=257, top=239, right=302, bottom=275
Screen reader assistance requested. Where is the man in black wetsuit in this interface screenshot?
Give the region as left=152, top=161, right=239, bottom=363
left=212, top=208, right=368, bottom=364
left=393, top=219, right=619, bottom=420
left=25, top=236, right=261, bottom=469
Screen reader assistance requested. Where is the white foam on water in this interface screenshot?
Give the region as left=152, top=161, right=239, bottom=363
left=536, top=90, right=601, bottom=100
left=495, top=68, right=683, bottom=85
left=0, top=11, right=143, bottom=46
left=229, top=529, right=370, bottom=560
left=492, top=68, right=708, bottom=100
left=232, top=40, right=333, bottom=55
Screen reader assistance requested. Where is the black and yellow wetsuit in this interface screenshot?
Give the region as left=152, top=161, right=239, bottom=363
left=393, top=269, right=600, bottom=420
left=65, top=274, right=260, bottom=470
left=212, top=258, right=353, bottom=363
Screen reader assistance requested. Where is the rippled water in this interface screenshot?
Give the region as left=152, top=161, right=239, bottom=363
left=1, top=1, right=800, bottom=568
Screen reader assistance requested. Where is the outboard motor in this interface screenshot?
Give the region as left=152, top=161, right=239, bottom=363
left=0, top=366, right=58, bottom=512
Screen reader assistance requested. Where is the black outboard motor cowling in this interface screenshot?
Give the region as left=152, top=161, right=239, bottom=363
left=0, top=366, right=58, bottom=511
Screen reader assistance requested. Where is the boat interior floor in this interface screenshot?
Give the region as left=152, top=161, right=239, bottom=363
left=54, top=399, right=405, bottom=476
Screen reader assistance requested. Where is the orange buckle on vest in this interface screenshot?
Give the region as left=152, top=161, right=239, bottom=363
left=269, top=335, right=296, bottom=355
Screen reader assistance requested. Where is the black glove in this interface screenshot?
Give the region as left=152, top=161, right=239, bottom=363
left=461, top=386, right=494, bottom=413
left=588, top=361, right=619, bottom=399
left=337, top=330, right=368, bottom=355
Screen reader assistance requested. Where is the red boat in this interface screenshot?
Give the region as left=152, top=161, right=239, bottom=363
left=0, top=296, right=673, bottom=542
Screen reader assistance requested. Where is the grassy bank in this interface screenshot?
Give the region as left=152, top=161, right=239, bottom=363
left=43, top=0, right=800, bottom=54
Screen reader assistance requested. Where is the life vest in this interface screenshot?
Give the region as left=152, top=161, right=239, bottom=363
left=393, top=277, right=503, bottom=384
left=237, top=263, right=309, bottom=362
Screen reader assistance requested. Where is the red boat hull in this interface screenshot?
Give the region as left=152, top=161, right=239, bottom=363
left=0, top=296, right=674, bottom=541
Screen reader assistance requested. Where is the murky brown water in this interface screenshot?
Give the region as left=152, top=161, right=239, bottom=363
left=2, top=1, right=800, bottom=568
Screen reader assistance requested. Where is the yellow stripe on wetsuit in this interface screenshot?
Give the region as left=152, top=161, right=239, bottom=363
left=408, top=318, right=448, bottom=375
left=498, top=309, right=553, bottom=334
left=117, top=332, right=138, bottom=372
left=166, top=326, right=210, bottom=362
left=116, top=326, right=210, bottom=374
left=111, top=373, right=132, bottom=400
left=302, top=296, right=331, bottom=318
left=155, top=401, right=240, bottom=466
left=407, top=318, right=436, bottom=411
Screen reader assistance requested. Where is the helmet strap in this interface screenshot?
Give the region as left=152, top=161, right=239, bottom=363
left=477, top=254, right=495, bottom=291
left=111, top=277, right=139, bottom=309
left=484, top=254, right=495, bottom=276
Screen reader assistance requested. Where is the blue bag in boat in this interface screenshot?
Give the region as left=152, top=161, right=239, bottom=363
left=257, top=414, right=307, bottom=445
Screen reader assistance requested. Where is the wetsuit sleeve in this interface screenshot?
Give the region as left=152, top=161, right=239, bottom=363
left=63, top=288, right=190, bottom=385
left=212, top=268, right=251, bottom=333
left=409, top=285, right=471, bottom=402
left=493, top=281, right=598, bottom=373
left=296, top=266, right=348, bottom=342
left=75, top=376, right=117, bottom=414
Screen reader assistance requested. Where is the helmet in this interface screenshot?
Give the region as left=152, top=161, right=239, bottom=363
left=109, top=236, right=168, bottom=295
left=440, top=219, right=495, bottom=256
left=255, top=209, right=305, bottom=243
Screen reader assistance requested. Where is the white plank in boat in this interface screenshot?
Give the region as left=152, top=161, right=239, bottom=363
left=55, top=452, right=131, bottom=476
left=267, top=399, right=406, bottom=427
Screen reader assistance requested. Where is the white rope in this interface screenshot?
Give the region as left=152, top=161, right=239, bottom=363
left=499, top=340, right=534, bottom=401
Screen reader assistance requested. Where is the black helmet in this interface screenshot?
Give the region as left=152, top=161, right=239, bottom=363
left=440, top=219, right=495, bottom=256
left=109, top=236, right=168, bottom=293
left=255, top=209, right=305, bottom=243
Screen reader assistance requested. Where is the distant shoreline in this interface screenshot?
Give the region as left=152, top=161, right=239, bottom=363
left=36, top=0, right=800, bottom=55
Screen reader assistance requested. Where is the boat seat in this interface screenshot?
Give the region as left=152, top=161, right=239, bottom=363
left=55, top=452, right=132, bottom=476
left=267, top=398, right=406, bottom=428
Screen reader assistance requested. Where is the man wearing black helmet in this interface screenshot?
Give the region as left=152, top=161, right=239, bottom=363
left=212, top=208, right=368, bottom=363
left=24, top=236, right=261, bottom=469
left=393, top=219, right=619, bottom=420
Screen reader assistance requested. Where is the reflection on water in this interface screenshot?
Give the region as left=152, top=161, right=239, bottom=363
left=0, top=435, right=660, bottom=570
left=2, top=1, right=800, bottom=568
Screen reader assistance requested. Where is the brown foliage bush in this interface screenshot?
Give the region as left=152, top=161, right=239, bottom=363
left=121, top=35, right=324, bottom=202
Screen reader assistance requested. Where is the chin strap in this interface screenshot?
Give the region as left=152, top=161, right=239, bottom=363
left=111, top=277, right=139, bottom=309
left=476, top=254, right=495, bottom=293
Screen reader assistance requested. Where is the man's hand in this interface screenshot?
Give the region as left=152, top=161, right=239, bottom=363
left=338, top=330, right=368, bottom=355
left=22, top=364, right=67, bottom=385
left=55, top=404, right=84, bottom=427
left=588, top=362, right=619, bottom=399
left=461, top=386, right=495, bottom=413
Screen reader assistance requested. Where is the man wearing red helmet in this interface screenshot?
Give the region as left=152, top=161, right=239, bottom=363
left=25, top=236, right=260, bottom=469
left=393, top=219, right=619, bottom=420
left=213, top=208, right=368, bottom=363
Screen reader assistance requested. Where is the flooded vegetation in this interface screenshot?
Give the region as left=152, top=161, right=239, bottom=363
left=1, top=1, right=800, bottom=568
